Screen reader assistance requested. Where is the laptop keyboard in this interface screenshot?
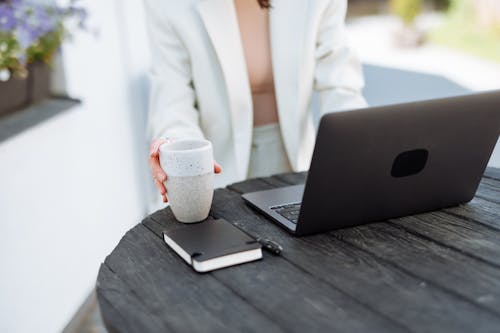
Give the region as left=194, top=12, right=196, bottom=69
left=271, top=202, right=302, bottom=224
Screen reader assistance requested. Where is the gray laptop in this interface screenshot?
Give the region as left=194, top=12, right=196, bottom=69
left=242, top=91, right=500, bottom=236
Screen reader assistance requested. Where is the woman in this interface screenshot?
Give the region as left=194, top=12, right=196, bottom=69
left=146, top=0, right=367, bottom=203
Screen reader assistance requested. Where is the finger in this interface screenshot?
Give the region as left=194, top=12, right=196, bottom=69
left=149, top=138, right=167, bottom=157
left=149, top=156, right=167, bottom=182
left=162, top=194, right=168, bottom=203
left=214, top=161, right=222, bottom=174
left=154, top=179, right=166, bottom=195
left=149, top=139, right=165, bottom=157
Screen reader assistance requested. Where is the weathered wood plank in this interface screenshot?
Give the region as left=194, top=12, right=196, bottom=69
left=273, top=171, right=307, bottom=185
left=227, top=175, right=291, bottom=194
left=146, top=200, right=406, bottom=332
left=476, top=178, right=500, bottom=204
left=205, top=187, right=500, bottom=332
left=98, top=168, right=500, bottom=332
left=227, top=173, right=292, bottom=193
left=484, top=167, right=500, bottom=181
left=390, top=211, right=500, bottom=267
left=96, top=264, right=167, bottom=333
left=272, top=169, right=500, bottom=313
left=227, top=178, right=276, bottom=194
left=102, top=222, right=285, bottom=333
left=212, top=247, right=405, bottom=333
left=334, top=222, right=500, bottom=316
left=482, top=177, right=500, bottom=188
left=444, top=197, right=500, bottom=231
left=256, top=175, right=292, bottom=188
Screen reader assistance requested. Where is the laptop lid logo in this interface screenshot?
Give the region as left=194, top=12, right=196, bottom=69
left=391, top=149, right=429, bottom=178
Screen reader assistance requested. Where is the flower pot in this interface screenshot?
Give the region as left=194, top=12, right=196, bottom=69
left=0, top=62, right=52, bottom=118
left=28, top=62, right=52, bottom=104
left=0, top=74, right=29, bottom=118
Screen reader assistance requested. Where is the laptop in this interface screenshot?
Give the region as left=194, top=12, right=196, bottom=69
left=242, top=91, right=500, bottom=236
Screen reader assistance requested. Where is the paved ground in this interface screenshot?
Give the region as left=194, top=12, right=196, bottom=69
left=77, top=303, right=106, bottom=333
left=348, top=14, right=500, bottom=91
left=63, top=292, right=106, bottom=333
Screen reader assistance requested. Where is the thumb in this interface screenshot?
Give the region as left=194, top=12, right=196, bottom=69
left=214, top=161, right=222, bottom=174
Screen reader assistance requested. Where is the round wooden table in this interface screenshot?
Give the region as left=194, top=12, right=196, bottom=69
left=97, top=169, right=500, bottom=333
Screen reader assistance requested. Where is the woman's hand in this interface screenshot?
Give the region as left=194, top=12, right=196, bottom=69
left=149, top=138, right=222, bottom=203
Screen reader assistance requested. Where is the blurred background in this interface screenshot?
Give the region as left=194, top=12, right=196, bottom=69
left=0, top=0, right=499, bottom=332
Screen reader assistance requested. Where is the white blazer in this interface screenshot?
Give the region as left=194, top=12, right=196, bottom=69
left=145, top=0, right=367, bottom=188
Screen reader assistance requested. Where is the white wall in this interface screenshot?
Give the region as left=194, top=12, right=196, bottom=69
left=0, top=1, right=151, bottom=332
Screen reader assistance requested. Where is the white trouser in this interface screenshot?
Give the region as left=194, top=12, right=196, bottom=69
left=247, top=123, right=293, bottom=179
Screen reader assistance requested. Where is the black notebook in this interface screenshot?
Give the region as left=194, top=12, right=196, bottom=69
left=163, top=219, right=262, bottom=272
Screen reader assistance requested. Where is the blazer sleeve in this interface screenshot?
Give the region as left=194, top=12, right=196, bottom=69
left=314, top=0, right=368, bottom=115
left=144, top=0, right=205, bottom=140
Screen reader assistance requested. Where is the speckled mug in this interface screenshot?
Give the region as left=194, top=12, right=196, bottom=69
left=159, top=139, right=214, bottom=223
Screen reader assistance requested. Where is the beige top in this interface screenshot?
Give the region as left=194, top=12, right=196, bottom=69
left=234, top=0, right=279, bottom=127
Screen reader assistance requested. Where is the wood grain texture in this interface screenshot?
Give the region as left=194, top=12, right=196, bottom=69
left=146, top=203, right=405, bottom=333
left=226, top=175, right=292, bottom=194
left=97, top=168, right=500, bottom=333
left=390, top=211, right=500, bottom=267
left=227, top=177, right=276, bottom=194
left=334, top=222, right=500, bottom=316
left=476, top=178, right=500, bottom=204
left=444, top=197, right=500, bottom=231
left=96, top=264, right=166, bottom=333
left=98, top=222, right=285, bottom=333
left=207, top=187, right=500, bottom=332
left=484, top=167, right=500, bottom=181
left=273, top=171, right=307, bottom=185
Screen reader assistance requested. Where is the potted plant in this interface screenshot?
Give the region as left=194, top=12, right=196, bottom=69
left=0, top=0, right=86, bottom=117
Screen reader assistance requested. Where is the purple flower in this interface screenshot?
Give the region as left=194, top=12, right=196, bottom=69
left=1, top=0, right=88, bottom=76
left=0, top=4, right=15, bottom=31
left=25, top=4, right=57, bottom=38
left=14, top=25, right=34, bottom=49
left=1, top=0, right=88, bottom=37
left=33, top=6, right=53, bottom=33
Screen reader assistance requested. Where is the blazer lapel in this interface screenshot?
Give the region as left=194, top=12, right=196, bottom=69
left=197, top=0, right=253, bottom=179
left=270, top=0, right=305, bottom=170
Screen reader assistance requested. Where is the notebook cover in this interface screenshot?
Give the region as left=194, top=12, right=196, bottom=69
left=163, top=219, right=261, bottom=262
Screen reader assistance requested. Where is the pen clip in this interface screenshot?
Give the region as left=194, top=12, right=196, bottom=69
left=256, top=238, right=283, bottom=255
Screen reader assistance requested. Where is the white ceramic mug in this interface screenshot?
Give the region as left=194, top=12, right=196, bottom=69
left=159, top=139, right=214, bottom=223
